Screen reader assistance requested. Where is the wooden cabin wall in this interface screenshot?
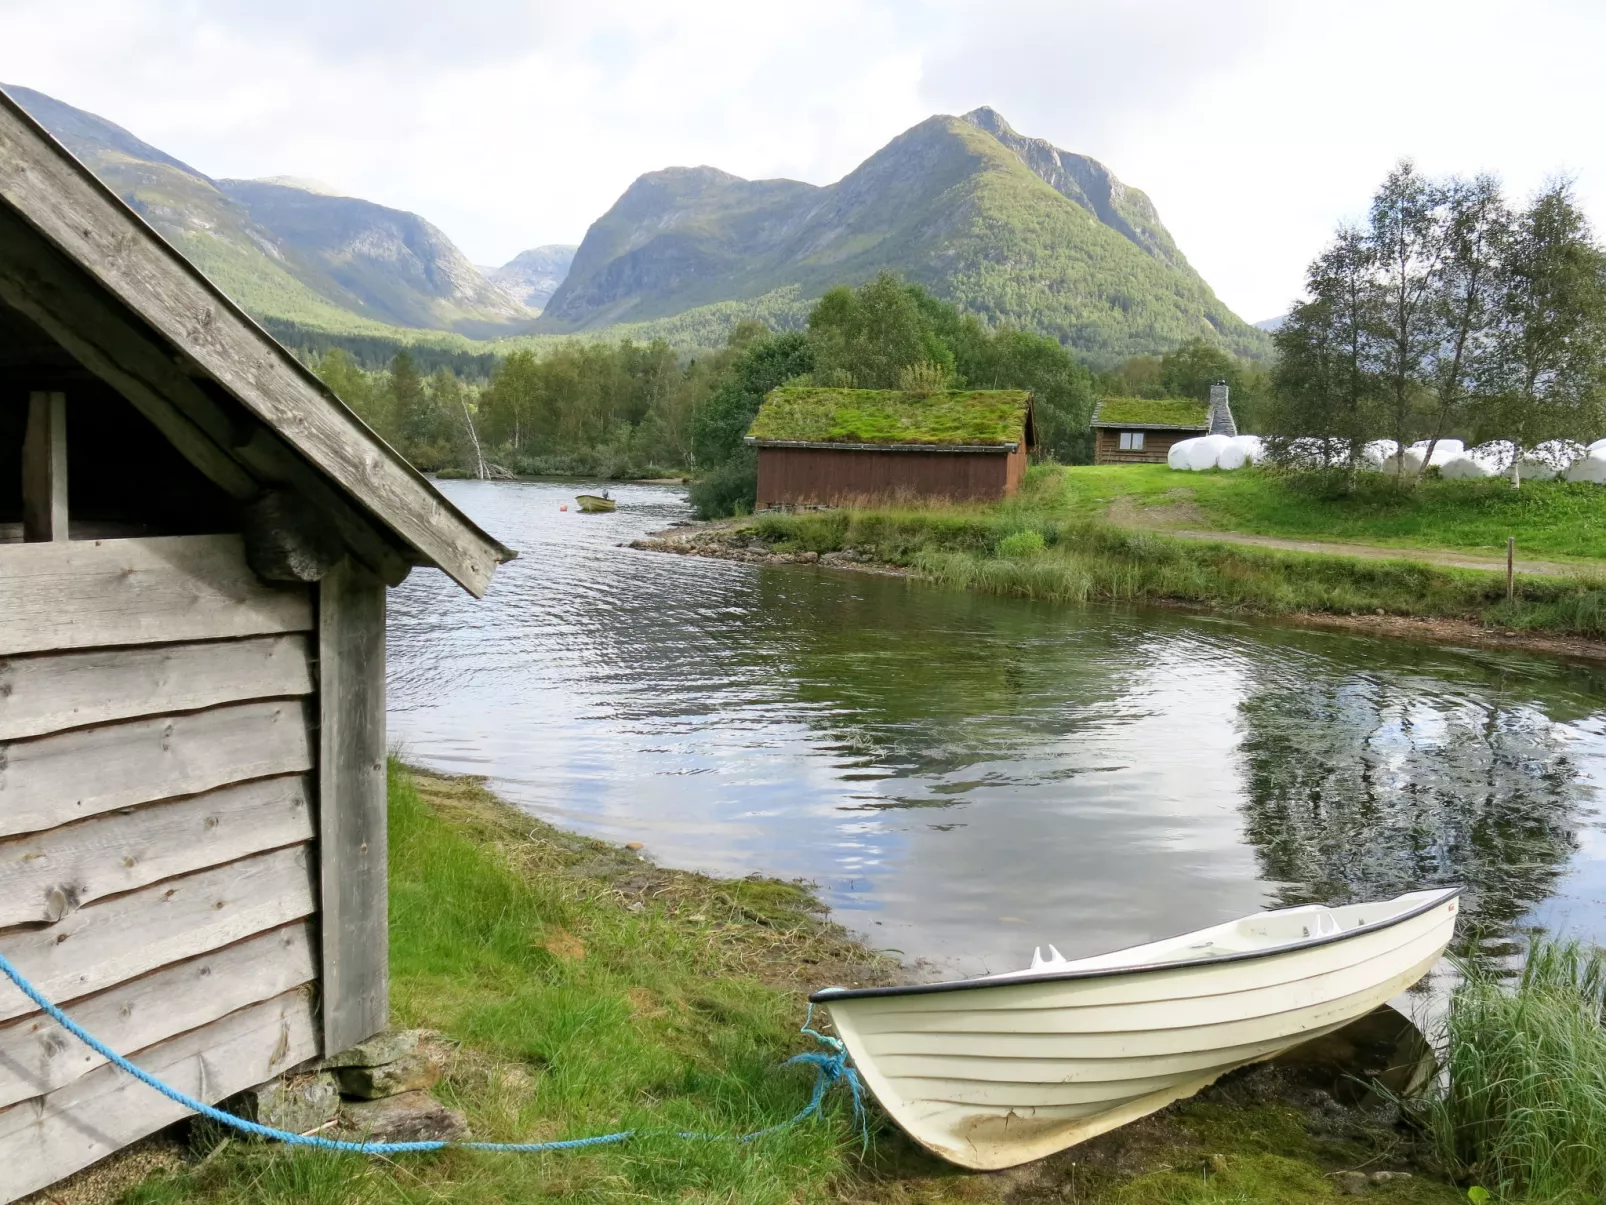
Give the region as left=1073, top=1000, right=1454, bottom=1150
left=756, top=446, right=1014, bottom=508
left=0, top=534, right=322, bottom=1202
left=1092, top=429, right=1194, bottom=465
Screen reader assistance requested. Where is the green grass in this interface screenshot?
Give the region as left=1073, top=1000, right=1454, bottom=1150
left=747, top=474, right=1606, bottom=638
left=113, top=766, right=1485, bottom=1205
left=1419, top=939, right=1606, bottom=1204
left=1054, top=464, right=1606, bottom=563
left=1092, top=397, right=1210, bottom=427
left=749, top=387, right=1031, bottom=446
left=121, top=764, right=885, bottom=1205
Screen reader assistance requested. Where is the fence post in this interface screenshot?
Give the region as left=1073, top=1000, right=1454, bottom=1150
left=1507, top=537, right=1515, bottom=603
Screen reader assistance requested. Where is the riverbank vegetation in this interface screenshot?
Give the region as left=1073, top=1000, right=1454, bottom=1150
left=733, top=467, right=1606, bottom=639
left=1421, top=938, right=1606, bottom=1203
left=110, top=764, right=1482, bottom=1205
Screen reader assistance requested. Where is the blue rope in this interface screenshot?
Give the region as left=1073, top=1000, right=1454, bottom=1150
left=0, top=951, right=865, bottom=1156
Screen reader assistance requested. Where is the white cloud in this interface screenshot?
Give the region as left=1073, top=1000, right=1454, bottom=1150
left=2, top=0, right=1602, bottom=325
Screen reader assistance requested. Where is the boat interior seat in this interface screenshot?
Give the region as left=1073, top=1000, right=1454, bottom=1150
left=1234, top=905, right=1344, bottom=945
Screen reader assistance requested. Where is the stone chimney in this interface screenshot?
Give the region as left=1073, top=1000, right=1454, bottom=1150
left=1208, top=380, right=1237, bottom=437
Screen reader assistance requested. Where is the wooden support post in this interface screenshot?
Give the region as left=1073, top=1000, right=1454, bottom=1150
left=317, top=557, right=389, bottom=1056
left=22, top=391, right=67, bottom=542
left=1507, top=537, right=1516, bottom=603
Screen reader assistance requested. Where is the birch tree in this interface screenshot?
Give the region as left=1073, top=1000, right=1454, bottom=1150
left=1482, top=182, right=1606, bottom=486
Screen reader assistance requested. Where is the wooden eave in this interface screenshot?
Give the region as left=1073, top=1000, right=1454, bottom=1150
left=745, top=437, right=1018, bottom=453
left=0, top=89, right=513, bottom=596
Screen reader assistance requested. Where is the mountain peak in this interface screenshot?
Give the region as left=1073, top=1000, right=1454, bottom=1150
left=250, top=175, right=348, bottom=197
left=541, top=108, right=1260, bottom=359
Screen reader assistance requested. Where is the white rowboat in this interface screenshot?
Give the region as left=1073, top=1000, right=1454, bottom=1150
left=811, top=887, right=1460, bottom=1170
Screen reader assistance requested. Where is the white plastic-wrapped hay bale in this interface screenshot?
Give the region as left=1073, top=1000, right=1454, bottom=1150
left=1587, top=437, right=1606, bottom=455
left=1168, top=437, right=1200, bottom=470
left=1186, top=433, right=1232, bottom=470
left=1359, top=440, right=1397, bottom=470
left=1409, top=438, right=1464, bottom=468
left=1440, top=452, right=1492, bottom=479
left=1215, top=435, right=1264, bottom=471
left=1565, top=449, right=1606, bottom=483
left=1519, top=439, right=1584, bottom=480
left=1379, top=446, right=1426, bottom=475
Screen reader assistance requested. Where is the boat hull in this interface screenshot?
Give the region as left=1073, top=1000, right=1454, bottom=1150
left=576, top=495, right=616, bottom=513
left=822, top=896, right=1457, bottom=1170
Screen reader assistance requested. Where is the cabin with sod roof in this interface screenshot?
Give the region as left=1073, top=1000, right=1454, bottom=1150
left=0, top=91, right=513, bottom=1201
left=745, top=387, right=1034, bottom=508
left=1091, top=382, right=1237, bottom=466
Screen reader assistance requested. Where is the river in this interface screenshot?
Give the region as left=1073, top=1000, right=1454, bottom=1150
left=388, top=479, right=1606, bottom=978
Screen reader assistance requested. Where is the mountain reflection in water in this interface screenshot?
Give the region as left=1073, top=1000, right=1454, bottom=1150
left=388, top=479, right=1606, bottom=976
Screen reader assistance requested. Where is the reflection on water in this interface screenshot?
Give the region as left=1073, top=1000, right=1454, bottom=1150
left=389, top=479, right=1606, bottom=976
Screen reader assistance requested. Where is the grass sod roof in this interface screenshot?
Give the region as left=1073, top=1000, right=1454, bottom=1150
left=747, top=387, right=1032, bottom=447
left=1092, top=396, right=1210, bottom=429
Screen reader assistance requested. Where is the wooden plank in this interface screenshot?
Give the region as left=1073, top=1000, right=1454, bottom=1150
left=0, top=921, right=315, bottom=1109
left=0, top=207, right=411, bottom=586
left=0, top=988, right=318, bottom=1204
left=0, top=98, right=511, bottom=597
left=0, top=632, right=313, bottom=741
left=318, top=558, right=390, bottom=1055
left=0, top=776, right=313, bottom=928
left=21, top=391, right=67, bottom=542
left=0, top=845, right=315, bottom=1024
left=0, top=698, right=313, bottom=839
left=0, top=533, right=311, bottom=657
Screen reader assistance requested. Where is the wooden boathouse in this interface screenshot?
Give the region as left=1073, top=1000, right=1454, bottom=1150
left=0, top=91, right=513, bottom=1201
left=1090, top=383, right=1236, bottom=466
left=746, top=387, right=1033, bottom=508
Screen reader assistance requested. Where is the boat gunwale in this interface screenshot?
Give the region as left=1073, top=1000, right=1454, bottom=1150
left=810, top=886, right=1462, bottom=1003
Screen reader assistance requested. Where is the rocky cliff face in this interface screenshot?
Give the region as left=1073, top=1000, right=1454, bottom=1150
left=486, top=245, right=578, bottom=309
left=539, top=109, right=1263, bottom=359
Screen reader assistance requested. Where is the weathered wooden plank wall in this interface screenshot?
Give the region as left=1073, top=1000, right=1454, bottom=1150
left=0, top=533, right=323, bottom=1203
left=1091, top=429, right=1193, bottom=465
left=755, top=446, right=1014, bottom=508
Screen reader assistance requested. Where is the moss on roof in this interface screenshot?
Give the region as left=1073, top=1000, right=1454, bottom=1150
left=1092, top=397, right=1210, bottom=428
left=747, top=387, right=1030, bottom=446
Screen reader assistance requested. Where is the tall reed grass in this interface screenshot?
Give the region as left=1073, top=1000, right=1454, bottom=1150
left=749, top=507, right=1606, bottom=638
left=1421, top=939, right=1606, bottom=1203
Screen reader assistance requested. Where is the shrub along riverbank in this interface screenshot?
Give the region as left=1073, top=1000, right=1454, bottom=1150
left=713, top=470, right=1606, bottom=645
left=92, top=764, right=1492, bottom=1205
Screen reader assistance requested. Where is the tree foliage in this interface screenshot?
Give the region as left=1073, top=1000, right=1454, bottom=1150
left=1266, top=164, right=1606, bottom=486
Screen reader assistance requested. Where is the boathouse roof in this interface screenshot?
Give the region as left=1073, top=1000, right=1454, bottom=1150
left=1090, top=397, right=1211, bottom=431
left=746, top=387, right=1033, bottom=451
left=0, top=88, right=513, bottom=596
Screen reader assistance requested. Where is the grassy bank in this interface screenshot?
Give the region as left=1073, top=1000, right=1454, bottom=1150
left=1053, top=465, right=1606, bottom=563
left=96, top=765, right=1484, bottom=1205
left=740, top=475, right=1606, bottom=640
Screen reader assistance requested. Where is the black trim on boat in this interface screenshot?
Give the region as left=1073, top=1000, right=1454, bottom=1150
left=808, top=887, right=1463, bottom=1003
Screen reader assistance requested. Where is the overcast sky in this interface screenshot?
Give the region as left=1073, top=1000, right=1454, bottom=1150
left=2, top=0, right=1601, bottom=324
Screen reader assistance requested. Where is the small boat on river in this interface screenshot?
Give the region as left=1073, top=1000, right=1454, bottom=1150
left=811, top=887, right=1460, bottom=1170
left=575, top=492, right=616, bottom=513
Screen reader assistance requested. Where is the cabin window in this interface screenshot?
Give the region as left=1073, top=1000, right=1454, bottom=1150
left=1119, top=431, right=1145, bottom=451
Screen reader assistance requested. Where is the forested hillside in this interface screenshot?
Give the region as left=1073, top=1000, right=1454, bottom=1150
left=4, top=84, right=536, bottom=337
left=542, top=108, right=1267, bottom=362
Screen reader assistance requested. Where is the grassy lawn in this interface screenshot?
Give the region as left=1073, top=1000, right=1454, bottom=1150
left=1050, top=464, right=1606, bottom=563
left=107, top=765, right=1474, bottom=1205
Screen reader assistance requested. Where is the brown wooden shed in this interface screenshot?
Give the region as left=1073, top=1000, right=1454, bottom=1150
left=0, top=91, right=513, bottom=1201
left=746, top=387, right=1033, bottom=508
